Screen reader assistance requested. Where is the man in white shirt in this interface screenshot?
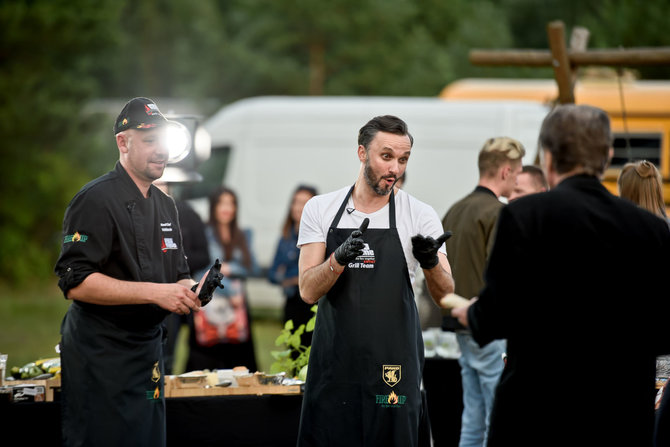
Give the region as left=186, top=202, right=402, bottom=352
left=296, top=115, right=454, bottom=447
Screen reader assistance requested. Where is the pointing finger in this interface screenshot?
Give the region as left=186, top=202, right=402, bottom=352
left=436, top=231, right=453, bottom=246
left=358, top=218, right=370, bottom=234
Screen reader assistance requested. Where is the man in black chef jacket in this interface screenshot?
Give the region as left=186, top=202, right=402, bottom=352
left=296, top=115, right=455, bottom=446
left=55, top=97, right=207, bottom=447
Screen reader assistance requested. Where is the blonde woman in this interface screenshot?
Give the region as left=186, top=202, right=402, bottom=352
left=618, top=159, right=670, bottom=445
left=617, top=160, right=668, bottom=221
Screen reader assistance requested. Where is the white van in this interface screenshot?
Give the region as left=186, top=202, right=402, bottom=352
left=185, top=96, right=549, bottom=270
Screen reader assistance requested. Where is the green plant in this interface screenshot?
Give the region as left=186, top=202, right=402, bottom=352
left=270, top=305, right=317, bottom=379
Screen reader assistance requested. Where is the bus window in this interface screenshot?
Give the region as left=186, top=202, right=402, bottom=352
left=611, top=133, right=662, bottom=167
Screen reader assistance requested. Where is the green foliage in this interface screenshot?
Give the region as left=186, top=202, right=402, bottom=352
left=0, top=0, right=122, bottom=285
left=270, top=305, right=317, bottom=378
left=580, top=0, right=670, bottom=79
left=1, top=0, right=669, bottom=284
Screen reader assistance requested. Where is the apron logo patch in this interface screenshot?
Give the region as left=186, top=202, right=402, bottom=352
left=146, top=387, right=161, bottom=400
left=161, top=237, right=178, bottom=252
left=383, top=365, right=401, bottom=387
left=347, top=243, right=376, bottom=269
left=151, top=361, right=161, bottom=383
left=375, top=390, right=407, bottom=408
left=146, top=361, right=161, bottom=400
left=64, top=231, right=88, bottom=243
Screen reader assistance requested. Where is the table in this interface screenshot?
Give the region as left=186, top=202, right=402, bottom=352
left=423, top=357, right=464, bottom=447
left=166, top=394, right=302, bottom=447
left=0, top=361, right=463, bottom=446
left=0, top=394, right=302, bottom=447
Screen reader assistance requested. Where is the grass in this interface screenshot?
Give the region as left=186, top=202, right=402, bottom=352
left=0, top=281, right=284, bottom=376
left=0, top=282, right=69, bottom=371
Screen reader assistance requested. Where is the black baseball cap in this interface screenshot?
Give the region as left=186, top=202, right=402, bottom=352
left=114, top=97, right=169, bottom=134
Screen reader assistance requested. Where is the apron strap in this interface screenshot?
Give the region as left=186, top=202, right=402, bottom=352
left=388, top=189, right=396, bottom=229
left=330, top=185, right=397, bottom=229
left=330, top=185, right=355, bottom=228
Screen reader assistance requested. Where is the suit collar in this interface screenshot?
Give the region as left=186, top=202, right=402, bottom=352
left=555, top=173, right=608, bottom=193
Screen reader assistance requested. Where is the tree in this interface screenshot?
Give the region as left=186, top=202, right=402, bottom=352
left=2, top=0, right=668, bottom=285
left=581, top=0, right=670, bottom=79
left=0, top=0, right=122, bottom=284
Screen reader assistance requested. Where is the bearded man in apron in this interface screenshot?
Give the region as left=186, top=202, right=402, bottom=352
left=297, top=115, right=455, bottom=446
left=55, top=98, right=208, bottom=447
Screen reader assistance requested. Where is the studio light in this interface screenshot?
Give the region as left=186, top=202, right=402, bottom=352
left=165, top=121, right=192, bottom=164
left=158, top=115, right=212, bottom=184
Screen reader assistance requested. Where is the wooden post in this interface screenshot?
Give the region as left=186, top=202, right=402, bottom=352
left=547, top=21, right=574, bottom=104
left=569, top=26, right=590, bottom=87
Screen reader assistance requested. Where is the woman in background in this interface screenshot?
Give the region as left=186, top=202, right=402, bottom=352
left=186, top=186, right=259, bottom=372
left=618, top=160, right=668, bottom=222
left=618, top=160, right=670, bottom=447
left=268, top=185, right=318, bottom=347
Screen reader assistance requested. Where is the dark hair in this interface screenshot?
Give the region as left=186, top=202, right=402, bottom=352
left=281, top=184, right=318, bottom=239
left=539, top=104, right=612, bottom=176
left=522, top=165, right=548, bottom=190
left=358, top=115, right=414, bottom=150
left=208, top=186, right=252, bottom=270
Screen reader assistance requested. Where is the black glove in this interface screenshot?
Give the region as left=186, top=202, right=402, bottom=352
left=191, top=259, right=225, bottom=306
left=333, top=218, right=369, bottom=265
left=411, top=232, right=452, bottom=269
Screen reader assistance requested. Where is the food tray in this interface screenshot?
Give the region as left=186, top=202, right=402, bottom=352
left=3, top=377, right=61, bottom=402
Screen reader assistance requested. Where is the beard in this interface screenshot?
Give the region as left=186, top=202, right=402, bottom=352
left=364, top=158, right=395, bottom=196
left=144, top=162, right=167, bottom=181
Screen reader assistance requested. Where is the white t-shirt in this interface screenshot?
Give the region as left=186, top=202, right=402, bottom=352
left=298, top=185, right=447, bottom=285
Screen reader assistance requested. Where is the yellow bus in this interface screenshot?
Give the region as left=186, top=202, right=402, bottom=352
left=439, top=77, right=670, bottom=203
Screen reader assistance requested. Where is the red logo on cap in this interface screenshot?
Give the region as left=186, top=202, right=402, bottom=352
left=144, top=103, right=161, bottom=116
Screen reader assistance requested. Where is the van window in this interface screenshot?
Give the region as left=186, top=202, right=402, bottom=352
left=178, top=146, right=230, bottom=200
left=610, top=133, right=662, bottom=167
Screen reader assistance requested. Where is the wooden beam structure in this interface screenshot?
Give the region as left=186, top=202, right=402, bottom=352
left=468, top=21, right=670, bottom=104
left=470, top=47, right=670, bottom=67
left=470, top=48, right=670, bottom=67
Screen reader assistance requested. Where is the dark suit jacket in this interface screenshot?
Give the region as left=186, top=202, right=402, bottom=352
left=468, top=174, right=670, bottom=447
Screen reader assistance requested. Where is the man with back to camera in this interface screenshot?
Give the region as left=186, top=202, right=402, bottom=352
left=508, top=164, right=548, bottom=202
left=441, top=137, right=525, bottom=447
left=296, top=115, right=455, bottom=446
left=451, top=104, right=670, bottom=446
left=55, top=97, right=209, bottom=446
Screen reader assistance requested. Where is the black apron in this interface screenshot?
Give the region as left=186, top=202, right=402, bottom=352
left=60, top=301, right=166, bottom=447
left=298, top=186, right=424, bottom=447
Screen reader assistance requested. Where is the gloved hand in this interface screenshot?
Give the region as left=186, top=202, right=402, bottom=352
left=411, top=231, right=452, bottom=269
left=333, top=218, right=370, bottom=265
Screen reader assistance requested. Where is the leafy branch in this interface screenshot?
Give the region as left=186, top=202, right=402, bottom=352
left=270, top=305, right=317, bottom=379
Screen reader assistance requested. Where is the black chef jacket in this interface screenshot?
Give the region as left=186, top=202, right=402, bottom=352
left=55, top=161, right=193, bottom=446
left=55, top=161, right=191, bottom=330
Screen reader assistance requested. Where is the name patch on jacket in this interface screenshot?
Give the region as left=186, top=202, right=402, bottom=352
left=160, top=222, right=173, bottom=233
